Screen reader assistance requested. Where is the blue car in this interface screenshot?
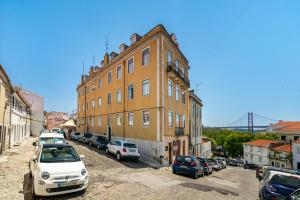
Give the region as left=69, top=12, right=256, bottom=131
left=172, top=156, right=204, bottom=179
left=259, top=171, right=300, bottom=200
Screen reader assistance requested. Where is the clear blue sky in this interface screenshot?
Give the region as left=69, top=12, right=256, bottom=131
left=1, top=0, right=300, bottom=126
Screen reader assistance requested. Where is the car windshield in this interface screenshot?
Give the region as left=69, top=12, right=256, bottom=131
left=39, top=137, right=65, bottom=144
left=270, top=175, right=300, bottom=189
left=124, top=143, right=136, bottom=148
left=40, top=146, right=80, bottom=163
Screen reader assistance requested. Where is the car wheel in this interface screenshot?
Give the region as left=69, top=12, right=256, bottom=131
left=193, top=170, right=198, bottom=179
left=31, top=178, right=38, bottom=199
left=105, top=148, right=109, bottom=155
left=173, top=170, right=176, bottom=174
left=116, top=152, right=121, bottom=161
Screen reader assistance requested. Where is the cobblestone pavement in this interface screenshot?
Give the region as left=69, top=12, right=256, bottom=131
left=0, top=138, right=260, bottom=200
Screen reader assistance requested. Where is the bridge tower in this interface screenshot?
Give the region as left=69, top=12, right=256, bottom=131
left=248, top=112, right=254, bottom=133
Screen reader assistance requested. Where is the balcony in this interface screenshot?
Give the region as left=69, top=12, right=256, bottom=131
left=167, top=62, right=190, bottom=87
left=175, top=127, right=184, bottom=136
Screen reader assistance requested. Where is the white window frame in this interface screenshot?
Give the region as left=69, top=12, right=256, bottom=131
left=142, top=110, right=150, bottom=126
left=168, top=111, right=173, bottom=127
left=128, top=84, right=134, bottom=100
left=98, top=79, right=102, bottom=88
left=176, top=114, right=180, bottom=127
left=175, top=85, right=179, bottom=101
left=168, top=79, right=173, bottom=97
left=142, top=79, right=150, bottom=96
left=92, top=100, right=95, bottom=109
left=117, top=113, right=121, bottom=126
left=91, top=117, right=95, bottom=127
left=116, top=65, right=122, bottom=80
left=98, top=97, right=102, bottom=107
left=128, top=112, right=134, bottom=126
left=142, top=47, right=150, bottom=66
left=116, top=89, right=122, bottom=103
left=182, top=115, right=186, bottom=128
left=168, top=50, right=172, bottom=64
left=108, top=93, right=112, bottom=104
left=127, top=57, right=134, bottom=74
left=98, top=116, right=102, bottom=127
left=107, top=71, right=112, bottom=84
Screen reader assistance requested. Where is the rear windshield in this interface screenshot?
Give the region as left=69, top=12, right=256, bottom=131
left=176, top=156, right=193, bottom=164
left=84, top=134, right=93, bottom=137
left=74, top=133, right=80, bottom=135
left=40, top=137, right=65, bottom=144
left=270, top=175, right=300, bottom=189
left=97, top=136, right=107, bottom=141
left=124, top=143, right=136, bottom=148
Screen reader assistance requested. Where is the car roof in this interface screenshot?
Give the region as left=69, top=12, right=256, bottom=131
left=268, top=170, right=300, bottom=179
left=42, top=143, right=71, bottom=148
left=40, top=133, right=64, bottom=138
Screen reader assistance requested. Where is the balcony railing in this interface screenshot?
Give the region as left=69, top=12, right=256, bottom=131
left=167, top=62, right=190, bottom=87
left=175, top=127, right=184, bottom=136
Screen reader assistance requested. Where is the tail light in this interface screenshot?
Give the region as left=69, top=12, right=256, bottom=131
left=191, top=161, right=197, bottom=167
left=123, top=148, right=127, bottom=152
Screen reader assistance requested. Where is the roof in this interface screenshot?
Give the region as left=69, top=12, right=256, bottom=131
left=244, top=139, right=277, bottom=148
left=40, top=133, right=64, bottom=139
left=272, top=121, right=300, bottom=131
left=273, top=144, right=292, bottom=152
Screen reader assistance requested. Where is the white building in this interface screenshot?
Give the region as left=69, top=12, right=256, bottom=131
left=11, top=91, right=31, bottom=146
left=243, top=140, right=278, bottom=166
left=201, top=137, right=211, bottom=158
left=292, top=141, right=300, bottom=171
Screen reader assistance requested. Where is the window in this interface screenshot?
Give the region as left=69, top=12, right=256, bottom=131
left=168, top=112, right=173, bottom=127
left=117, top=114, right=121, bottom=126
left=92, top=100, right=95, bottom=109
left=98, top=79, right=102, bottom=88
left=175, top=85, right=179, bottom=101
left=128, top=112, right=134, bottom=126
left=91, top=117, right=95, bottom=127
left=182, top=65, right=185, bottom=78
left=108, top=93, right=112, bottom=104
left=176, top=114, right=180, bottom=127
left=128, top=84, right=134, bottom=100
left=82, top=88, right=84, bottom=96
left=182, top=91, right=186, bottom=104
left=167, top=50, right=172, bottom=64
left=175, top=60, right=179, bottom=72
left=142, top=48, right=150, bottom=66
left=117, top=65, right=122, bottom=80
left=116, top=89, right=122, bottom=102
left=142, top=79, right=150, bottom=96
left=127, top=57, right=134, bottom=73
left=87, top=86, right=90, bottom=94
left=143, top=110, right=150, bottom=126
left=82, top=103, right=84, bottom=111
left=86, top=102, right=89, bottom=110
left=98, top=97, right=102, bottom=107
left=92, top=82, right=95, bottom=91
left=182, top=115, right=186, bottom=128
left=98, top=116, right=101, bottom=127
left=107, top=115, right=111, bottom=126
left=297, top=147, right=300, bottom=154
left=281, top=135, right=287, bottom=141
left=107, top=71, right=112, bottom=84
left=259, top=157, right=262, bottom=162
left=168, top=79, right=173, bottom=96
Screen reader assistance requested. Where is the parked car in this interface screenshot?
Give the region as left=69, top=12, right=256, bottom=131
left=106, top=140, right=140, bottom=161
left=70, top=132, right=81, bottom=141
left=34, top=133, right=66, bottom=147
left=78, top=133, right=93, bottom=144
left=173, top=156, right=204, bottom=179
left=216, top=158, right=227, bottom=169
left=244, top=163, right=259, bottom=170
left=208, top=159, right=222, bottom=171
left=258, top=166, right=300, bottom=181
left=288, top=188, right=300, bottom=200
left=89, top=135, right=108, bottom=149
left=197, top=157, right=213, bottom=175
left=259, top=170, right=300, bottom=200
left=228, top=159, right=238, bottom=166
left=29, top=143, right=89, bottom=197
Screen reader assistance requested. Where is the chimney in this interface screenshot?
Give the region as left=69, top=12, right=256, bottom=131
left=170, top=33, right=179, bottom=48
left=119, top=43, right=128, bottom=53
left=130, top=33, right=141, bottom=45
left=89, top=66, right=94, bottom=76
left=110, top=52, right=119, bottom=60
left=104, top=53, right=109, bottom=65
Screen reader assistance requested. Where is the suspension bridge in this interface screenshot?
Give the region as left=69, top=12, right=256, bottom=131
left=212, top=112, right=279, bottom=133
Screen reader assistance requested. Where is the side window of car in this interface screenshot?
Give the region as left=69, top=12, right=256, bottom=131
left=264, top=171, right=271, bottom=181
left=116, top=141, right=121, bottom=146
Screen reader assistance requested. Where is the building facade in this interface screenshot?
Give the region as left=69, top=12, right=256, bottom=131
left=45, top=112, right=69, bottom=131
left=243, top=140, right=278, bottom=166
left=77, top=25, right=190, bottom=165
left=270, top=121, right=300, bottom=141
left=17, top=88, right=44, bottom=137
left=188, top=90, right=202, bottom=156
left=269, top=144, right=292, bottom=169
left=11, top=91, right=31, bottom=146
left=201, top=137, right=211, bottom=158
left=292, top=141, right=300, bottom=171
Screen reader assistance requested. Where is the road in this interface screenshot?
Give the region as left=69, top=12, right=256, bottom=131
left=0, top=137, right=260, bottom=200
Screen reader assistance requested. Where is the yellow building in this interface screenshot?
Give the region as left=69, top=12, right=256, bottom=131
left=77, top=25, right=190, bottom=165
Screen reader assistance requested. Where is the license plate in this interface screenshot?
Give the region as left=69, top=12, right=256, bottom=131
left=57, top=180, right=78, bottom=188
left=129, top=149, right=135, bottom=152
left=180, top=165, right=188, bottom=169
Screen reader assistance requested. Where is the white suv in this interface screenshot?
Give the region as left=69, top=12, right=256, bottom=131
left=106, top=140, right=140, bottom=161
left=29, top=143, right=89, bottom=197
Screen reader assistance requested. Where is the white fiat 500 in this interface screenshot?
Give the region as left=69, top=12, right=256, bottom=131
left=29, top=143, right=88, bottom=197
left=106, top=140, right=140, bottom=161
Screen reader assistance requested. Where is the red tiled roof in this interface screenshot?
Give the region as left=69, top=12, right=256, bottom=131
left=273, top=144, right=291, bottom=152
left=244, top=139, right=277, bottom=148
left=272, top=121, right=300, bottom=131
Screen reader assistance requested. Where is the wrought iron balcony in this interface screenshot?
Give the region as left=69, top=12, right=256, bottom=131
left=175, top=127, right=184, bottom=136
left=167, top=62, right=190, bottom=87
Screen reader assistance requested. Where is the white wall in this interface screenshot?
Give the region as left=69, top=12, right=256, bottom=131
left=293, top=143, right=300, bottom=171
left=243, top=144, right=270, bottom=166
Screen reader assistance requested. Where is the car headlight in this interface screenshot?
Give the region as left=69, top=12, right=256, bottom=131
left=41, top=172, right=50, bottom=180
left=81, top=169, right=87, bottom=176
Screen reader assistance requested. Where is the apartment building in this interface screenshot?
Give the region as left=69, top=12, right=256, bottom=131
left=269, top=144, right=292, bottom=169
left=77, top=25, right=190, bottom=165
left=189, top=90, right=203, bottom=156
left=270, top=121, right=300, bottom=141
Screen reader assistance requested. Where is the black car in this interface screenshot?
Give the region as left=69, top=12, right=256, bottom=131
left=89, top=135, right=108, bottom=149
left=70, top=132, right=80, bottom=141
left=78, top=133, right=93, bottom=144
left=244, top=163, right=259, bottom=170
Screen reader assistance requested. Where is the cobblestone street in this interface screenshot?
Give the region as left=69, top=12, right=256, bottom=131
left=0, top=137, right=260, bottom=200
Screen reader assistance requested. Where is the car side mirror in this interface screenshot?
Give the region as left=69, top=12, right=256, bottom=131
left=80, top=155, right=85, bottom=160
left=32, top=155, right=37, bottom=162
left=32, top=142, right=36, bottom=146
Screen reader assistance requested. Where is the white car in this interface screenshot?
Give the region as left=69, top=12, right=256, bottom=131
left=29, top=143, right=88, bottom=197
left=34, top=133, right=66, bottom=147
left=106, top=140, right=140, bottom=161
